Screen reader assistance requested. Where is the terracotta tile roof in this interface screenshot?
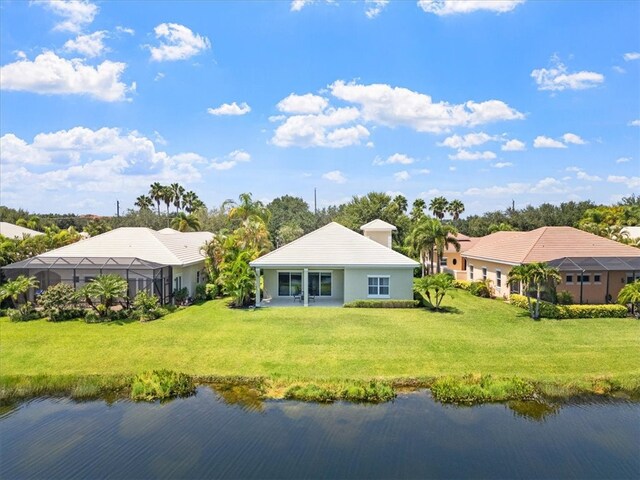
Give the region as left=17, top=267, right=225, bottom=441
left=462, top=226, right=640, bottom=264
left=445, top=233, right=480, bottom=253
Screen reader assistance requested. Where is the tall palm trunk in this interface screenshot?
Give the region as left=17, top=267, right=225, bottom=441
left=535, top=285, right=542, bottom=319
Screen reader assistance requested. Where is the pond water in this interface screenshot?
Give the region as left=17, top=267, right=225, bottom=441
left=1, top=387, right=638, bottom=479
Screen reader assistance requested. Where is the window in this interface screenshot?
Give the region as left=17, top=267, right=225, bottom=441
left=174, top=276, right=182, bottom=290
left=496, top=270, right=502, bottom=288
left=593, top=273, right=601, bottom=284
left=452, top=258, right=458, bottom=266
left=565, top=275, right=573, bottom=284
left=196, top=271, right=201, bottom=284
left=469, top=265, right=474, bottom=280
left=309, top=272, right=332, bottom=297
left=440, top=257, right=448, bottom=267
left=577, top=274, right=590, bottom=283
left=626, top=273, right=636, bottom=284
left=278, top=272, right=302, bottom=296
left=482, top=267, right=487, bottom=281
left=368, top=276, right=390, bottom=298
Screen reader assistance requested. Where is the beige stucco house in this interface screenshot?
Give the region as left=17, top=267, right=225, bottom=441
left=461, top=226, right=640, bottom=304
left=249, top=220, right=419, bottom=306
left=3, top=227, right=213, bottom=304
left=441, top=233, right=479, bottom=280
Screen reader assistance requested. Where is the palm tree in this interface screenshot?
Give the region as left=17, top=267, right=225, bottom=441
left=0, top=275, right=39, bottom=307
left=410, top=199, right=427, bottom=223
left=170, top=183, right=185, bottom=213
left=416, top=273, right=455, bottom=310
left=171, top=212, right=202, bottom=232
left=405, top=218, right=440, bottom=276
left=447, top=199, right=465, bottom=220
left=618, top=280, right=640, bottom=313
left=235, top=218, right=272, bottom=256
left=149, top=182, right=164, bottom=215
left=134, top=195, right=154, bottom=211
left=508, top=264, right=536, bottom=318
left=434, top=223, right=460, bottom=273
left=530, top=263, right=561, bottom=319
left=219, top=250, right=256, bottom=307
left=81, top=275, right=128, bottom=317
left=161, top=186, right=173, bottom=215
left=429, top=196, right=449, bottom=220
left=226, top=193, right=270, bottom=223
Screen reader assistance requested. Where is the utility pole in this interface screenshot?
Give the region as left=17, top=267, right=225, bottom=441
left=116, top=200, right=120, bottom=218
left=314, top=188, right=317, bottom=216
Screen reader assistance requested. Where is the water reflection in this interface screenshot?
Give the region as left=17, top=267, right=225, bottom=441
left=0, top=389, right=638, bottom=480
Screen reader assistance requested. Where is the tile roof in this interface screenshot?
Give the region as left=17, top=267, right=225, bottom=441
left=0, top=222, right=42, bottom=239
left=360, top=219, right=397, bottom=231
left=35, top=227, right=213, bottom=266
left=463, top=226, right=640, bottom=264
left=250, top=222, right=418, bottom=268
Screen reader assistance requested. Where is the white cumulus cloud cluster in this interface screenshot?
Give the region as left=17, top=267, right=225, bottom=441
left=39, top=0, right=99, bottom=33
left=0, top=51, right=133, bottom=102
left=534, top=132, right=585, bottom=149
left=148, top=23, right=211, bottom=62
left=207, top=102, right=252, bottom=116
left=418, top=0, right=525, bottom=16
left=210, top=149, right=252, bottom=170
left=531, top=57, right=604, bottom=91
left=63, top=30, right=108, bottom=57
left=322, top=170, right=347, bottom=183
left=373, top=153, right=416, bottom=166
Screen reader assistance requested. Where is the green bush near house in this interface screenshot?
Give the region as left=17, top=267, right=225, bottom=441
left=454, top=280, right=471, bottom=290
left=343, top=299, right=420, bottom=308
left=468, top=280, right=493, bottom=298
left=510, top=294, right=627, bottom=319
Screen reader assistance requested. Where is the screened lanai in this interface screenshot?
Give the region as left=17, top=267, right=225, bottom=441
left=3, top=256, right=173, bottom=304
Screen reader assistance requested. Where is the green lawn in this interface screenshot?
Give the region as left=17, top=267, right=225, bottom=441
left=2, top=291, right=639, bottom=385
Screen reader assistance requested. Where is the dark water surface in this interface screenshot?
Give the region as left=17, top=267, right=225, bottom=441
left=1, top=387, right=638, bottom=479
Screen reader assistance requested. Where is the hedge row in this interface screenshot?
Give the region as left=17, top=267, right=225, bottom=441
left=343, top=299, right=420, bottom=308
left=509, top=294, right=627, bottom=319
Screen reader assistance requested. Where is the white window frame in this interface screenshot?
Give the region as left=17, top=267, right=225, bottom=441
left=482, top=267, right=488, bottom=281
left=308, top=270, right=333, bottom=297
left=440, top=257, right=448, bottom=267
left=469, top=265, right=474, bottom=280
left=277, top=270, right=303, bottom=297
left=367, top=275, right=391, bottom=299
left=496, top=269, right=502, bottom=289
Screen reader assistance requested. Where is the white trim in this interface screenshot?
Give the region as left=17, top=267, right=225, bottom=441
left=496, top=269, right=502, bottom=289
left=367, top=274, right=391, bottom=299
left=462, top=254, right=521, bottom=266
left=482, top=266, right=488, bottom=281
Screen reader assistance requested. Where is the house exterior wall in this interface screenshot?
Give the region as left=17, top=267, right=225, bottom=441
left=343, top=267, right=414, bottom=303
left=465, top=259, right=514, bottom=299
left=442, top=250, right=468, bottom=280
left=363, top=231, right=391, bottom=248
left=172, top=261, right=205, bottom=297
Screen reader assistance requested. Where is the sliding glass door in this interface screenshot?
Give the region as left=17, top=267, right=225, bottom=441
left=308, top=272, right=332, bottom=297
left=278, top=272, right=302, bottom=296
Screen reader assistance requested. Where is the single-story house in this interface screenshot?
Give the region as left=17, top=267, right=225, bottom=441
left=249, top=220, right=419, bottom=306
left=461, top=226, right=640, bottom=304
left=2, top=227, right=213, bottom=304
left=0, top=222, right=42, bottom=239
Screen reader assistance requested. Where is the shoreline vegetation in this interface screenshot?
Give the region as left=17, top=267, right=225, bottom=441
left=2, top=292, right=638, bottom=405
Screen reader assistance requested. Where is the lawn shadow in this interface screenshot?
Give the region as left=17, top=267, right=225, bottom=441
left=422, top=306, right=462, bottom=315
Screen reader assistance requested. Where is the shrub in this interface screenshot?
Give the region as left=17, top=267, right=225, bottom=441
left=340, top=381, right=395, bottom=403
left=284, top=384, right=335, bottom=403
left=556, top=290, right=574, bottom=305
left=205, top=283, right=219, bottom=299
left=454, top=280, right=471, bottom=290
left=38, top=283, right=82, bottom=321
left=132, top=290, right=160, bottom=322
left=468, top=280, right=493, bottom=298
left=510, top=294, right=627, bottom=319
left=174, top=287, right=189, bottom=305
left=7, top=302, right=40, bottom=322
left=343, top=299, right=420, bottom=308
left=195, top=283, right=208, bottom=302
left=154, top=307, right=170, bottom=318
left=431, top=375, right=535, bottom=404
left=130, top=370, right=195, bottom=401
left=414, top=273, right=455, bottom=310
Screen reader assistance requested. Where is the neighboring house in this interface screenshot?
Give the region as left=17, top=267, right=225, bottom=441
left=461, top=226, right=640, bottom=304
left=0, top=222, right=42, bottom=239
left=249, top=220, right=419, bottom=306
left=441, top=233, right=479, bottom=280
left=2, top=227, right=213, bottom=304
left=621, top=226, right=640, bottom=241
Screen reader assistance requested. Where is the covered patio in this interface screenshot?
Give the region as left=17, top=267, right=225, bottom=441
left=258, top=296, right=344, bottom=308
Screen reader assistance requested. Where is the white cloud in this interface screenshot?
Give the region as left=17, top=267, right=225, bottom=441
left=277, top=93, right=328, bottom=114
left=115, top=26, right=135, bottom=35
left=418, top=0, right=525, bottom=15
left=464, top=177, right=567, bottom=197
left=416, top=168, right=431, bottom=175
left=0, top=51, right=132, bottom=102
left=329, top=80, right=523, bottom=133
left=322, top=170, right=347, bottom=183
left=0, top=127, right=206, bottom=209
left=616, top=157, right=631, bottom=163
left=148, top=23, right=211, bottom=62
left=210, top=149, right=251, bottom=170
left=154, top=72, right=165, bottom=82
left=629, top=119, right=640, bottom=127
left=438, top=132, right=495, bottom=149
left=531, top=57, right=604, bottom=91
left=365, top=0, right=389, bottom=18
left=448, top=149, right=496, bottom=161
left=608, top=175, right=640, bottom=189
left=623, top=52, right=640, bottom=61
left=290, top=0, right=313, bottom=11
left=501, top=139, right=525, bottom=151
left=373, top=153, right=415, bottom=165
left=613, top=66, right=626, bottom=74
left=492, top=162, right=513, bottom=168
left=39, top=0, right=98, bottom=33
left=562, top=132, right=586, bottom=145
left=153, top=131, right=167, bottom=146
left=576, top=170, right=602, bottom=182
left=394, top=170, right=411, bottom=182
left=207, top=102, right=251, bottom=116
left=533, top=135, right=567, bottom=149
left=63, top=31, right=108, bottom=58
left=271, top=107, right=369, bottom=148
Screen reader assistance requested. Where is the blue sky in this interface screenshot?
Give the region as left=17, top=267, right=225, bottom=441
left=1, top=0, right=639, bottom=216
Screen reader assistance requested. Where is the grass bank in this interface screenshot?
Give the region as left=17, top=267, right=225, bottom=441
left=1, top=291, right=639, bottom=403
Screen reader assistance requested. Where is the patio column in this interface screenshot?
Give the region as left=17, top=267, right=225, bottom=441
left=304, top=268, right=309, bottom=307
left=255, top=268, right=261, bottom=307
